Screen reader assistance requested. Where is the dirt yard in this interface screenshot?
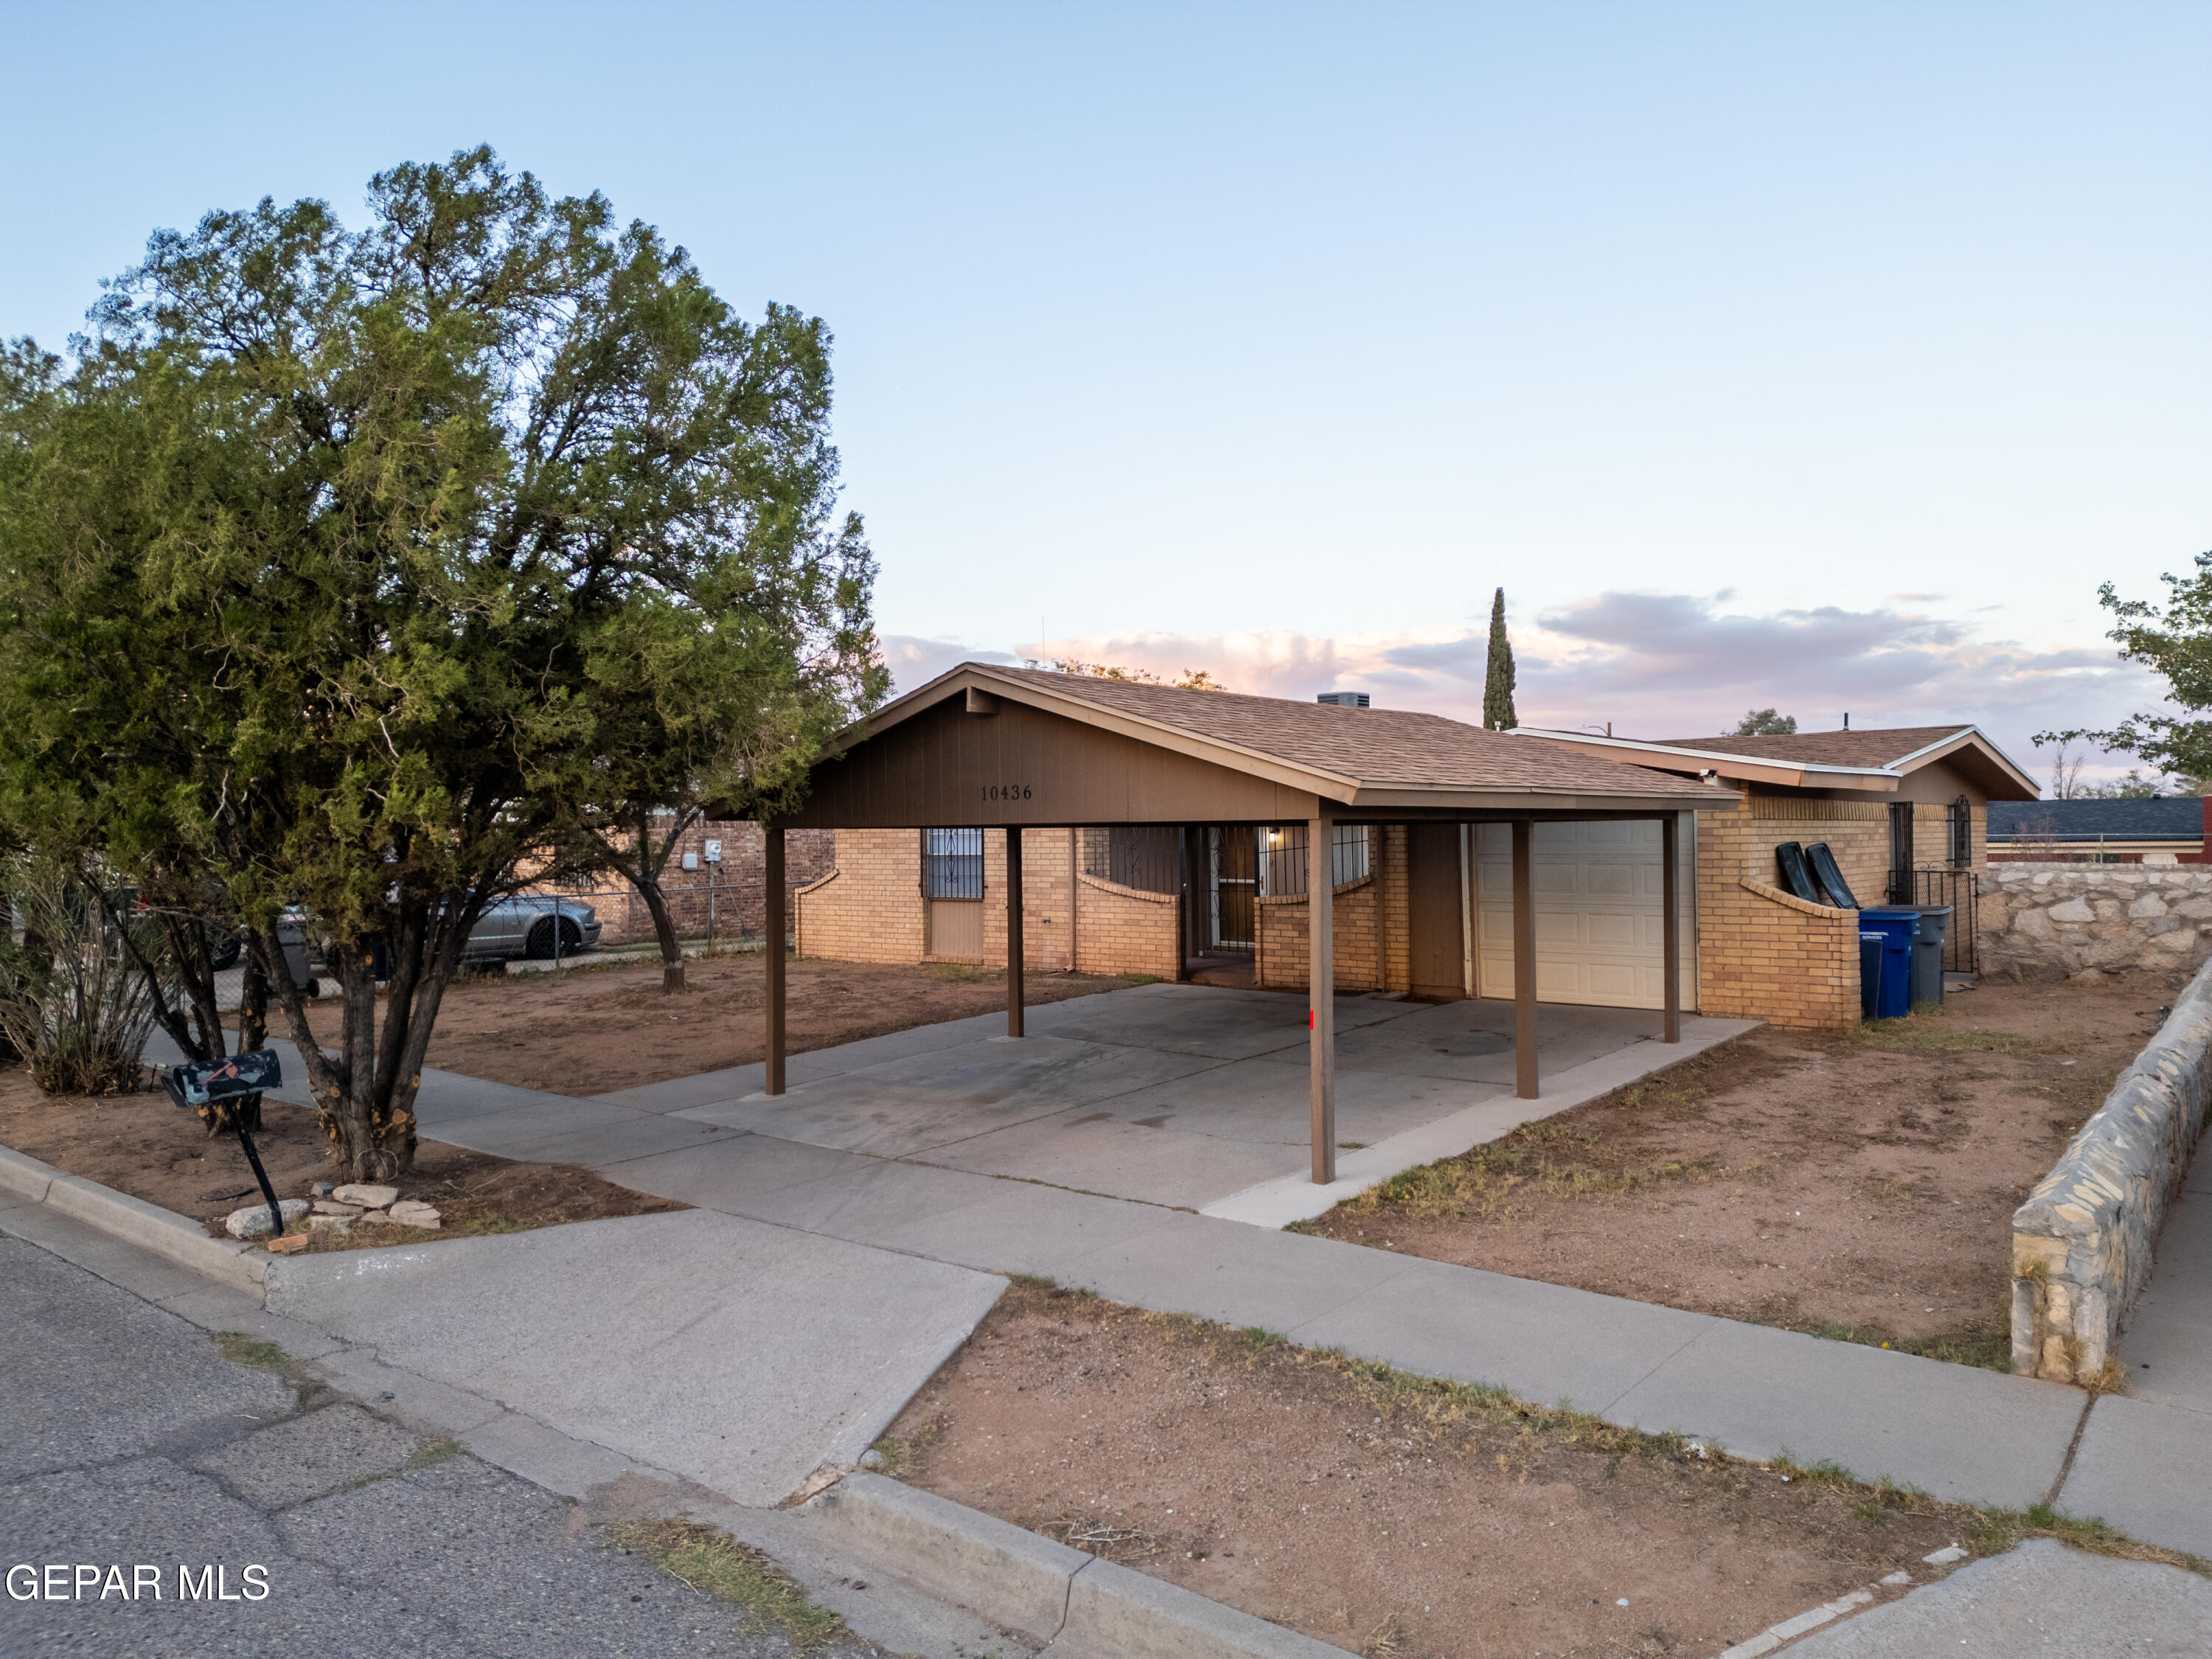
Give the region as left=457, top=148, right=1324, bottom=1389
left=299, top=953, right=1134, bottom=1097
left=1301, top=974, right=2182, bottom=1363
left=0, top=1071, right=682, bottom=1249
left=883, top=1282, right=2179, bottom=1659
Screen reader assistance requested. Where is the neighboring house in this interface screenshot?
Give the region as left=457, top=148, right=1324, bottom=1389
left=1514, top=723, right=2039, bottom=998
left=1986, top=797, right=2212, bottom=864
left=523, top=818, right=833, bottom=947
left=793, top=667, right=2036, bottom=1028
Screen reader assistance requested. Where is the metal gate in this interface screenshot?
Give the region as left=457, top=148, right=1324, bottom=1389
left=1903, top=866, right=1980, bottom=973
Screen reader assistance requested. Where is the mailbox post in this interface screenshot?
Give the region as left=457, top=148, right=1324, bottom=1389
left=164, top=1051, right=288, bottom=1237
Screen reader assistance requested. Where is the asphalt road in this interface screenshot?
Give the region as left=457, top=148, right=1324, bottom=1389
left=0, top=1233, right=878, bottom=1659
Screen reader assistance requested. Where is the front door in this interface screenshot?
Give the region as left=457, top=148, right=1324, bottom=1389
left=1407, top=823, right=1467, bottom=998
left=1211, top=827, right=1256, bottom=950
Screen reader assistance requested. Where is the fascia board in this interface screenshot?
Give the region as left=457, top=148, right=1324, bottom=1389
left=1344, top=787, right=1711, bottom=813
left=1888, top=728, right=2042, bottom=799
left=1509, top=732, right=1902, bottom=793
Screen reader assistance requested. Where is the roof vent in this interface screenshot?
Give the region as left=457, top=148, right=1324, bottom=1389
left=1315, top=692, right=1370, bottom=709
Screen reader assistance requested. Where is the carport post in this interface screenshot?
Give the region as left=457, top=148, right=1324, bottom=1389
left=1310, top=815, right=1336, bottom=1184
left=765, top=821, right=786, bottom=1096
left=1005, top=827, right=1025, bottom=1037
left=1512, top=819, right=1538, bottom=1100
left=1660, top=813, right=1680, bottom=1043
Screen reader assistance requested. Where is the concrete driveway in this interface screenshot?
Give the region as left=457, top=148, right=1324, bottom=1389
left=624, top=982, right=1750, bottom=1212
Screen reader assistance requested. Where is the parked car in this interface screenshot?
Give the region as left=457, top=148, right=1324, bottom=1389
left=462, top=896, right=602, bottom=963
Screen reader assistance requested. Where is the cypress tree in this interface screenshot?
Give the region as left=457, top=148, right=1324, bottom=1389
left=1483, top=588, right=1519, bottom=729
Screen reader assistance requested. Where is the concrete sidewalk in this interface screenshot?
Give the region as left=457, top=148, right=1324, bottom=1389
left=150, top=990, right=2212, bottom=1551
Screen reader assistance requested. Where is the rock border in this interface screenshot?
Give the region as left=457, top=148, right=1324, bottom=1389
left=2011, top=956, right=2212, bottom=1381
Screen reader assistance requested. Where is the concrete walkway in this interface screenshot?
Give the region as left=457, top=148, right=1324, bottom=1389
left=152, top=985, right=2212, bottom=1553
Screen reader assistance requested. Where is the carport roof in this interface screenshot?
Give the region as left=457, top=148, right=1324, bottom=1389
left=860, top=664, right=1716, bottom=804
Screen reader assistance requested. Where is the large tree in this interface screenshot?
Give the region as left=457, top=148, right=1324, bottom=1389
left=2039, top=555, right=2212, bottom=787
left=0, top=148, right=882, bottom=1175
left=1481, top=588, right=1517, bottom=729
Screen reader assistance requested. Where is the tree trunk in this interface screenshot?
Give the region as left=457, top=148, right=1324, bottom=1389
left=639, top=878, right=685, bottom=992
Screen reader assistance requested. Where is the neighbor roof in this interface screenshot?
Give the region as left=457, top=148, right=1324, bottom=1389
left=860, top=664, right=1717, bottom=807
left=1657, top=726, right=1974, bottom=768
left=1512, top=722, right=2039, bottom=799
left=1988, top=798, right=2207, bottom=842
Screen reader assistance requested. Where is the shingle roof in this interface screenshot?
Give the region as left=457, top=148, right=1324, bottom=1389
left=981, top=667, right=1713, bottom=799
left=1987, top=798, right=2206, bottom=841
left=1653, top=726, right=1972, bottom=768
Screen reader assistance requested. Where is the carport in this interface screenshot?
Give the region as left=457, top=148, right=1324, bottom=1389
left=749, top=665, right=1716, bottom=1186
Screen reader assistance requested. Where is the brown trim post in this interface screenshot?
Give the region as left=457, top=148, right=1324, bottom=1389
left=765, top=820, right=787, bottom=1096
left=1512, top=818, right=1538, bottom=1100
left=1310, top=815, right=1337, bottom=1183
left=1006, top=826, right=1026, bottom=1037
left=1660, top=812, right=1680, bottom=1044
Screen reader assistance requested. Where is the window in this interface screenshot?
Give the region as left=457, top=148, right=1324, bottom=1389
left=1887, top=802, right=1915, bottom=903
left=1947, top=797, right=1972, bottom=868
left=922, top=827, right=984, bottom=900
left=1256, top=824, right=1370, bottom=895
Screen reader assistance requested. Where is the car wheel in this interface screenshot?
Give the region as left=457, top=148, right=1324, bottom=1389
left=208, top=933, right=243, bottom=972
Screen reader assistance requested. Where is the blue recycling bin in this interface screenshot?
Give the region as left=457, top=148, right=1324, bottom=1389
left=1858, top=931, right=1885, bottom=1019
left=1857, top=908, right=1920, bottom=1020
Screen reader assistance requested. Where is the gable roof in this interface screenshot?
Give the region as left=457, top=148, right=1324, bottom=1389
left=1657, top=726, right=1974, bottom=768
left=855, top=664, right=1717, bottom=809
left=1512, top=722, right=2039, bottom=799
left=1988, top=798, right=2207, bottom=842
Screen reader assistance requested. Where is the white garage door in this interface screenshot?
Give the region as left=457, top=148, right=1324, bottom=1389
left=1474, top=820, right=1695, bottom=1009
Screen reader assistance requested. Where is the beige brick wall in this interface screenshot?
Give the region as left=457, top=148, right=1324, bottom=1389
left=1699, top=796, right=1863, bottom=1028
left=1255, top=877, right=1383, bottom=992
left=795, top=827, right=925, bottom=964
left=796, top=827, right=1175, bottom=978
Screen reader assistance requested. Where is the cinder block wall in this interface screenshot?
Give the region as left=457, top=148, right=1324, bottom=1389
left=1697, top=796, right=1863, bottom=1027
left=796, top=828, right=925, bottom=964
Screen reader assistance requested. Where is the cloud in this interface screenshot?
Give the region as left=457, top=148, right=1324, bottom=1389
left=879, top=633, right=1020, bottom=695
left=889, top=591, right=2166, bottom=790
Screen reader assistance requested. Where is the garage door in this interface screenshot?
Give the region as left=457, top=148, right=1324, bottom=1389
left=1474, top=820, right=1695, bottom=1009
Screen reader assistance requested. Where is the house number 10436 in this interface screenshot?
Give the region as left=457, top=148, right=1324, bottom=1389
left=982, top=784, right=1032, bottom=801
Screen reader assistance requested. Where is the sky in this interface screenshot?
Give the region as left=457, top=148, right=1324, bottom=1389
left=4, top=3, right=2205, bottom=786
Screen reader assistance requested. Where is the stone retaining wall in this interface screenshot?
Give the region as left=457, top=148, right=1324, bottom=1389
left=2010, top=956, right=2212, bottom=1383
left=1978, top=864, right=2212, bottom=981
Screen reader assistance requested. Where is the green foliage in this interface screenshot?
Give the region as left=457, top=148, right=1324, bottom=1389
left=1733, top=708, right=1798, bottom=735
left=1481, top=587, right=1517, bottom=729
left=2039, top=554, right=2212, bottom=780
left=0, top=149, right=881, bottom=1175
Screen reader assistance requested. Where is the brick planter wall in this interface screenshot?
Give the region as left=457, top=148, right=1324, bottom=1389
left=1694, top=795, right=1865, bottom=1028
left=2011, top=955, right=2212, bottom=1383
left=1255, top=877, right=1382, bottom=992
left=1071, top=874, right=1180, bottom=980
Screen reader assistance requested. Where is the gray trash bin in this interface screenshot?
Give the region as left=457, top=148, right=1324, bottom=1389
left=1910, top=905, right=1953, bottom=1008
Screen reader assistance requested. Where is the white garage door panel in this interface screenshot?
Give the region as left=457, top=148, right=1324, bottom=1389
left=1474, top=821, right=1696, bottom=1010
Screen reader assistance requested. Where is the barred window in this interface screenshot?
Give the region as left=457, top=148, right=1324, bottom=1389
left=922, top=827, right=984, bottom=899
left=1256, top=824, right=1370, bottom=895
left=1947, top=797, right=1972, bottom=869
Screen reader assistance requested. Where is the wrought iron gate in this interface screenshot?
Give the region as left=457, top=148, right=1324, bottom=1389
left=1900, top=866, right=1980, bottom=973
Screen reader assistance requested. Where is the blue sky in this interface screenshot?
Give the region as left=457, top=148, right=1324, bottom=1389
left=5, top=3, right=2205, bottom=779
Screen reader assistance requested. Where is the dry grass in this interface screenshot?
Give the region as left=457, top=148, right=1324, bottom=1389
left=1333, top=1115, right=1745, bottom=1222
left=599, top=1520, right=847, bottom=1652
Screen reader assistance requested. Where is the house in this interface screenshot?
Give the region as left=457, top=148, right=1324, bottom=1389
left=787, top=668, right=2036, bottom=1038
left=1986, top=797, right=2212, bottom=864
left=759, top=661, right=1715, bottom=1184
left=1514, top=723, right=2038, bottom=995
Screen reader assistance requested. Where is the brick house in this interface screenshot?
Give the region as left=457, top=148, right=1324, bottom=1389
left=1514, top=725, right=2039, bottom=1025
left=793, top=668, right=2037, bottom=1030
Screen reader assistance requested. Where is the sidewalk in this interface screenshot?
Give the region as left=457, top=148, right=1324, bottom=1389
left=148, top=987, right=2212, bottom=1552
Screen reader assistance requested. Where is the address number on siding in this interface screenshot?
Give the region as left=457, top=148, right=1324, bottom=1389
left=982, top=784, right=1033, bottom=801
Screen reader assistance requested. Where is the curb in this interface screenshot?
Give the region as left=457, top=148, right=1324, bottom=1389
left=0, top=1143, right=267, bottom=1294
left=810, top=1473, right=1351, bottom=1659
